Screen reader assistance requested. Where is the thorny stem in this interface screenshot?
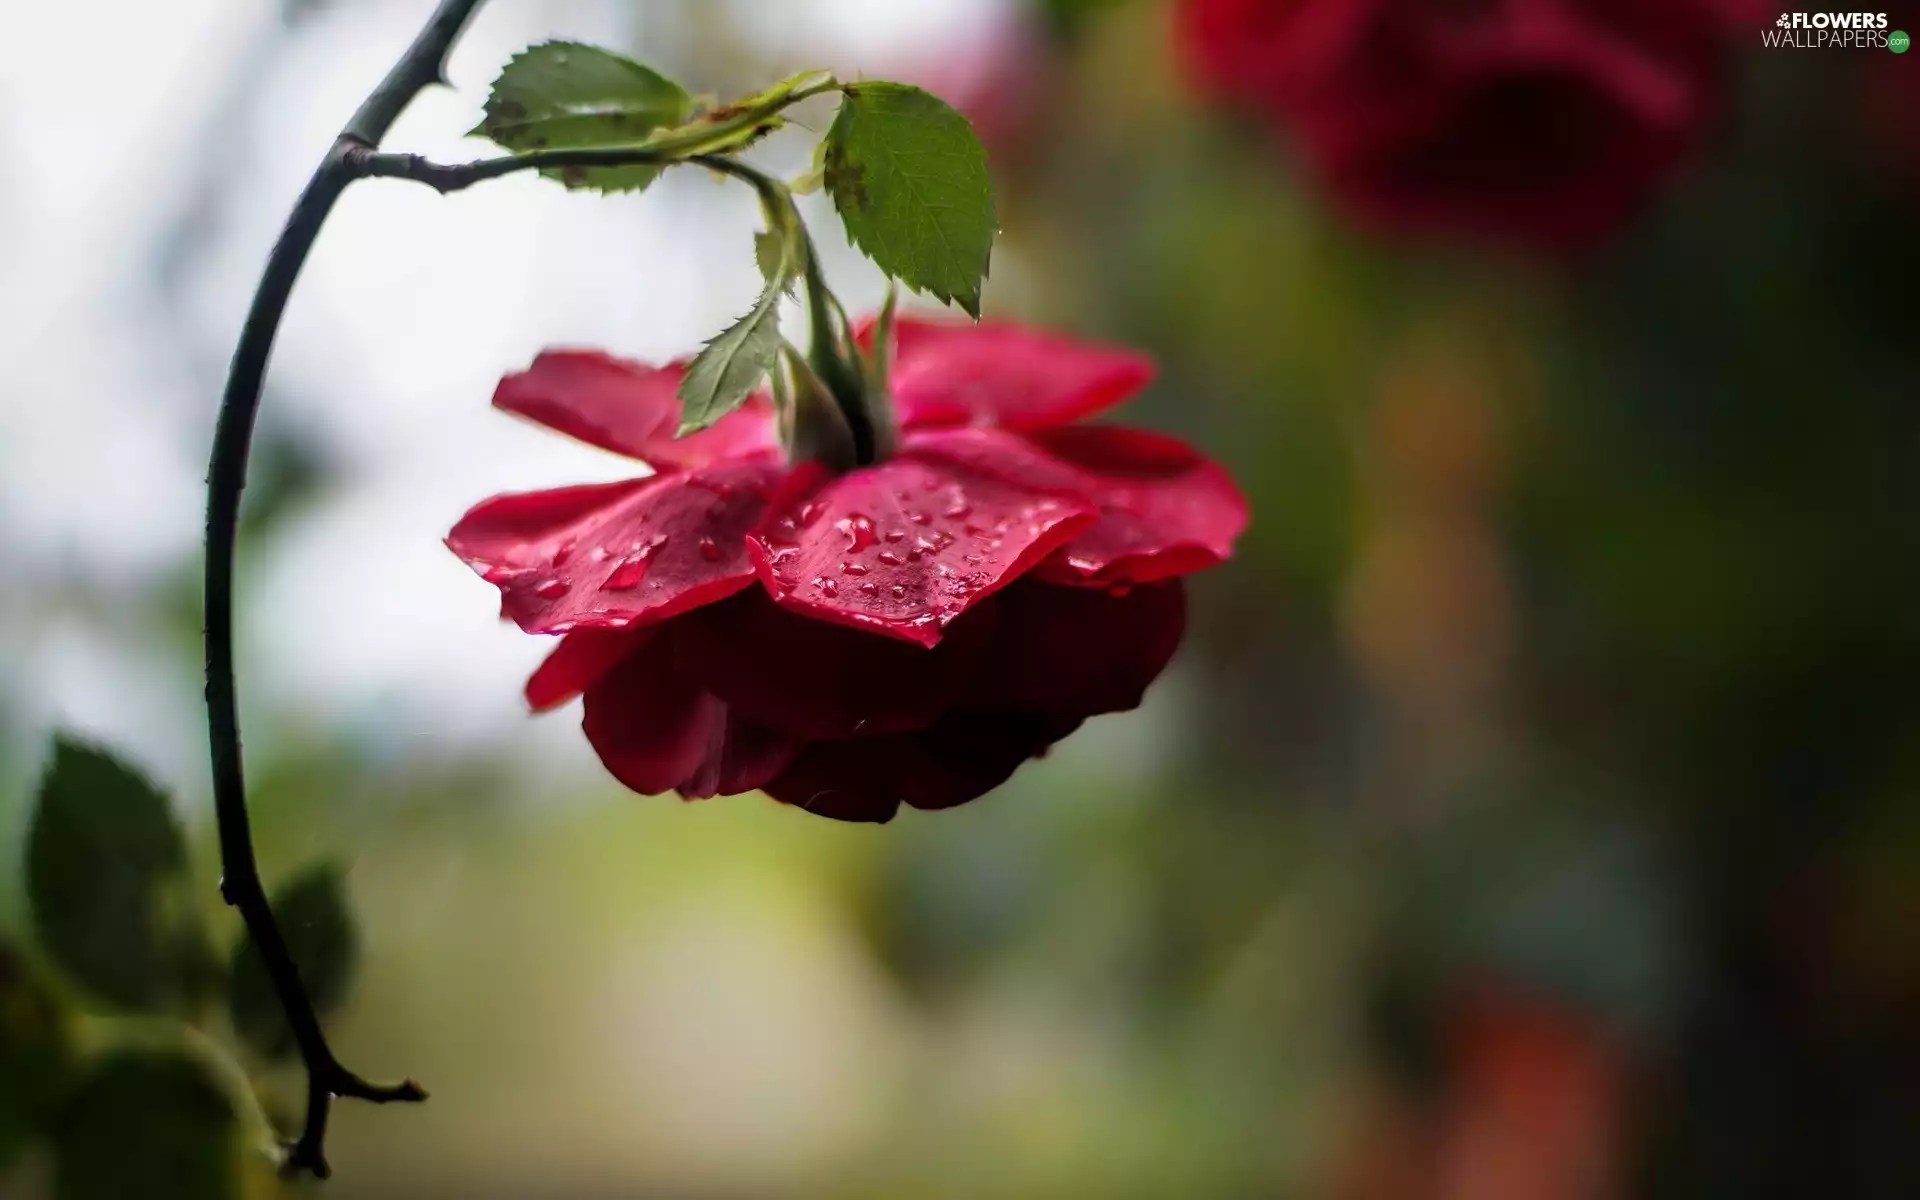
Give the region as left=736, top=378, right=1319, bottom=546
left=204, top=0, right=484, bottom=1179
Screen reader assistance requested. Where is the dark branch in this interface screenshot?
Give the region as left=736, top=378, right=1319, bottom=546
left=348, top=145, right=675, bottom=192
left=204, top=0, right=484, bottom=1179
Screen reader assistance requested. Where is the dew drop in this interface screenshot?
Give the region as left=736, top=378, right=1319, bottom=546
left=814, top=576, right=839, bottom=598
left=698, top=537, right=722, bottom=562
left=877, top=551, right=903, bottom=567
left=907, top=510, right=931, bottom=526
left=841, top=562, right=870, bottom=577
left=963, top=554, right=983, bottom=566
left=535, top=579, right=570, bottom=600
left=883, top=528, right=906, bottom=543
left=890, top=585, right=908, bottom=599
left=551, top=539, right=578, bottom=567
left=837, top=513, right=878, bottom=552
left=799, top=499, right=829, bottom=525
left=859, top=582, right=878, bottom=596
left=604, top=556, right=650, bottom=590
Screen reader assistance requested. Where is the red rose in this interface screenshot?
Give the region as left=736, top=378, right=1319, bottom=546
left=448, top=318, right=1247, bottom=822
left=1177, top=0, right=1745, bottom=250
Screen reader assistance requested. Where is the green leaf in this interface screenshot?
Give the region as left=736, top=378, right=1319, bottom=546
left=0, top=944, right=72, bottom=1174
left=27, top=737, right=195, bottom=1013
left=824, top=83, right=996, bottom=318
left=678, top=215, right=804, bottom=435
left=475, top=41, right=692, bottom=193
left=228, top=864, right=359, bottom=1061
left=52, top=1052, right=238, bottom=1200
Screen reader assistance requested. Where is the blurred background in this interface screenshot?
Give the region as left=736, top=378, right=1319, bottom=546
left=1, top=0, right=1917, bottom=1195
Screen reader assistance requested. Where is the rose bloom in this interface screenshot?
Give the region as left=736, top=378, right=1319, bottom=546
left=1176, top=0, right=1751, bottom=250
left=449, top=317, right=1247, bottom=822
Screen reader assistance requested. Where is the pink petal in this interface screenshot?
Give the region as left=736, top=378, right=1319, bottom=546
left=747, top=428, right=1098, bottom=648
left=580, top=633, right=716, bottom=796
left=761, top=711, right=1084, bottom=823
left=857, top=315, right=1154, bottom=432
left=964, top=581, right=1187, bottom=716
left=525, top=626, right=652, bottom=712
left=671, top=586, right=998, bottom=740
left=494, top=350, right=777, bottom=469
left=1024, top=426, right=1248, bottom=586
left=447, top=455, right=783, bottom=635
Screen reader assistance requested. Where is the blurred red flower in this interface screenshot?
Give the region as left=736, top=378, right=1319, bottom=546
left=1177, top=0, right=1749, bottom=250
left=449, top=318, right=1247, bottom=822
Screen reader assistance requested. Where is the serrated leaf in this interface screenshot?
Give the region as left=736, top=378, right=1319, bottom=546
left=52, top=1051, right=238, bottom=1200
left=678, top=220, right=803, bottom=434
left=228, top=864, right=358, bottom=1061
left=476, top=41, right=692, bottom=193
left=27, top=737, right=195, bottom=1013
left=824, top=83, right=996, bottom=318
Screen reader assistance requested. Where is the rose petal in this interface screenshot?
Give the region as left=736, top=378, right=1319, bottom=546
left=580, top=632, right=714, bottom=796
left=525, top=626, right=652, bottom=712
left=857, top=315, right=1154, bottom=431
left=677, top=705, right=802, bottom=800
left=965, top=580, right=1186, bottom=716
left=747, top=428, right=1097, bottom=648
left=761, top=711, right=1084, bottom=824
left=1024, top=426, right=1248, bottom=586
left=494, top=350, right=777, bottom=469
left=447, top=455, right=783, bottom=635
left=672, top=586, right=998, bottom=740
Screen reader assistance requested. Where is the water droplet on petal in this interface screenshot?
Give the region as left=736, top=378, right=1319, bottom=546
left=890, top=585, right=907, bottom=599
left=907, top=511, right=931, bottom=526
left=884, top=528, right=906, bottom=543
left=859, top=582, right=878, bottom=596
left=841, top=562, right=869, bottom=577
left=698, top=537, right=722, bottom=562
left=837, top=513, right=877, bottom=552
left=877, top=551, right=903, bottom=567
left=535, top=579, right=570, bottom=600
left=814, top=576, right=839, bottom=598
left=800, top=499, right=829, bottom=525
left=604, top=556, right=650, bottom=590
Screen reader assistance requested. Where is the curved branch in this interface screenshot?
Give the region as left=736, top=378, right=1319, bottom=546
left=204, top=0, right=485, bottom=1179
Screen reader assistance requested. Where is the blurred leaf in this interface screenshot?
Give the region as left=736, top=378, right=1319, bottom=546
left=228, top=864, right=358, bottom=1061
left=51, top=1052, right=238, bottom=1200
left=0, top=944, right=72, bottom=1172
left=825, top=83, right=995, bottom=317
left=475, top=41, right=691, bottom=193
left=27, top=737, right=196, bottom=1013
left=678, top=216, right=801, bottom=434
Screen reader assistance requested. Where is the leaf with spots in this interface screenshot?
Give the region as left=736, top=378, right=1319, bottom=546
left=824, top=83, right=996, bottom=318
left=474, top=42, right=692, bottom=193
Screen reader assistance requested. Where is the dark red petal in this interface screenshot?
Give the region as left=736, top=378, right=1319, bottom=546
left=494, top=350, right=777, bottom=469
left=525, top=626, right=652, bottom=712
left=855, top=314, right=1154, bottom=431
left=672, top=586, right=998, bottom=740
left=747, top=428, right=1097, bottom=648
left=965, top=580, right=1186, bottom=716
left=676, top=707, right=802, bottom=800
left=761, top=711, right=1083, bottom=823
left=446, top=455, right=783, bottom=635
left=1024, top=425, right=1248, bottom=586
left=580, top=632, right=714, bottom=796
